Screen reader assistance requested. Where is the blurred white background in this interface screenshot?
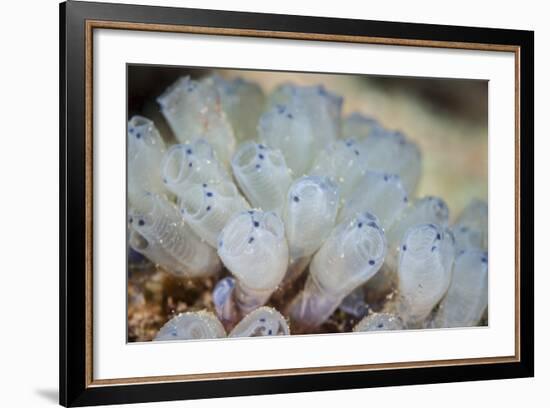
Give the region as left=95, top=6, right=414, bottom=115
left=0, top=0, right=545, bottom=407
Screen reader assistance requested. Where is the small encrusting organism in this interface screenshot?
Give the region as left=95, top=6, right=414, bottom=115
left=127, top=115, right=169, bottom=212
left=232, top=141, right=292, bottom=216
left=217, top=210, right=289, bottom=316
left=160, top=139, right=230, bottom=198
left=154, top=311, right=226, bottom=341
left=229, top=307, right=290, bottom=337
left=452, top=199, right=488, bottom=253
left=258, top=84, right=342, bottom=177
left=353, top=312, right=405, bottom=332
left=125, top=75, right=489, bottom=343
left=288, top=212, right=386, bottom=331
left=157, top=76, right=236, bottom=167
left=178, top=181, right=249, bottom=248
left=430, top=249, right=488, bottom=328
left=205, top=75, right=266, bottom=142
left=128, top=193, right=221, bottom=278
left=395, top=224, right=455, bottom=327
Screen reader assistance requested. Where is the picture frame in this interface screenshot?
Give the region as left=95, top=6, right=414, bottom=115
left=59, top=0, right=534, bottom=406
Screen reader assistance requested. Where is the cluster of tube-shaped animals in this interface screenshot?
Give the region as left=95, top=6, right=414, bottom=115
left=127, top=75, right=488, bottom=341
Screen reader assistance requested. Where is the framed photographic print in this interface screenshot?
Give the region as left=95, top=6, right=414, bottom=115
left=59, top=1, right=534, bottom=406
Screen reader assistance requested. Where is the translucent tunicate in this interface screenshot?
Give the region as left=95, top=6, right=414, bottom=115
left=127, top=115, right=168, bottom=212
left=160, top=139, right=229, bottom=198
left=283, top=176, right=340, bottom=260
left=218, top=210, right=289, bottom=315
left=157, top=76, right=236, bottom=167
left=179, top=181, right=249, bottom=248
left=310, top=139, right=368, bottom=201
left=452, top=199, right=488, bottom=252
left=353, top=312, right=404, bottom=332
left=431, top=249, right=488, bottom=328
left=385, top=196, right=450, bottom=272
left=342, top=112, right=384, bottom=141
left=229, top=307, right=290, bottom=337
left=360, top=129, right=421, bottom=196
left=288, top=212, right=386, bottom=330
left=128, top=193, right=221, bottom=278
left=232, top=142, right=292, bottom=215
left=207, top=75, right=265, bottom=142
left=338, top=171, right=409, bottom=230
left=212, top=276, right=239, bottom=329
left=397, top=224, right=455, bottom=326
left=154, top=311, right=226, bottom=341
left=259, top=84, right=342, bottom=177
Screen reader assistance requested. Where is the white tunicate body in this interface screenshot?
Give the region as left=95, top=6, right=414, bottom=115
left=157, top=76, right=236, bottom=167
left=259, top=84, right=342, bottom=177
left=360, top=129, right=421, bottom=196
left=160, top=139, right=229, bottom=198
left=207, top=75, right=266, bottom=142
left=127, top=115, right=167, bottom=212
left=229, top=307, right=290, bottom=337
left=385, top=196, right=450, bottom=272
left=339, top=171, right=409, bottom=230
left=179, top=181, right=249, bottom=248
left=341, top=112, right=384, bottom=141
left=289, top=213, right=386, bottom=329
left=128, top=193, right=221, bottom=278
left=353, top=313, right=404, bottom=332
left=154, top=311, right=226, bottom=341
left=432, top=249, right=488, bottom=328
left=397, top=224, right=455, bottom=326
left=452, top=199, right=488, bottom=252
left=283, top=176, right=340, bottom=260
left=217, top=211, right=289, bottom=313
left=310, top=139, right=368, bottom=201
left=232, top=142, right=292, bottom=215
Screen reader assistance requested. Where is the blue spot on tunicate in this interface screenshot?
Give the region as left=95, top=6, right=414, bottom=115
left=436, top=233, right=441, bottom=240
left=129, top=128, right=134, bottom=134
left=258, top=144, right=265, bottom=149
left=431, top=246, right=437, bottom=252
left=136, top=133, right=141, bottom=139
left=481, top=256, right=488, bottom=263
left=369, top=260, right=375, bottom=265
left=203, top=183, right=207, bottom=188
left=206, top=192, right=213, bottom=197
left=248, top=210, right=254, bottom=215
left=129, top=217, right=133, bottom=224
left=402, top=245, right=407, bottom=251
left=253, top=221, right=260, bottom=228
left=256, top=164, right=261, bottom=169
left=377, top=323, right=384, bottom=328
left=188, top=162, right=193, bottom=168
left=287, top=113, right=293, bottom=119
left=384, top=174, right=389, bottom=181
left=358, top=222, right=363, bottom=228
left=268, top=329, right=273, bottom=335
left=258, top=154, right=264, bottom=160
left=368, top=221, right=377, bottom=229
left=404, top=197, right=408, bottom=203
left=206, top=206, right=211, bottom=212
left=186, top=148, right=192, bottom=155
left=259, top=318, right=266, bottom=322
left=138, top=219, right=145, bottom=226
left=354, top=149, right=360, bottom=156
left=248, top=237, right=254, bottom=244
left=293, top=196, right=300, bottom=203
